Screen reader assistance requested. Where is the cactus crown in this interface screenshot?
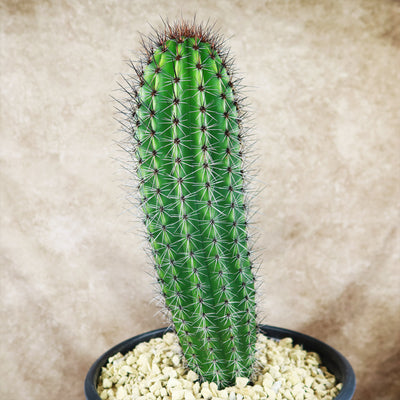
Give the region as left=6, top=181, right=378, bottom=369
left=119, top=20, right=258, bottom=388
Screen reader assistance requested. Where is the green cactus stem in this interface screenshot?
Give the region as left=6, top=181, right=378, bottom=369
left=121, top=21, right=258, bottom=388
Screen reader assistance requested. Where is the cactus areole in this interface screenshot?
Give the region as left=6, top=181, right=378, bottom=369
left=124, top=21, right=257, bottom=388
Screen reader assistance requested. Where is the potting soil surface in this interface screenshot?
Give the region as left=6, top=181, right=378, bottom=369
left=97, top=332, right=342, bottom=400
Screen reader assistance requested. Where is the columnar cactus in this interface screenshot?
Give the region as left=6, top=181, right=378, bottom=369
left=121, top=21, right=258, bottom=388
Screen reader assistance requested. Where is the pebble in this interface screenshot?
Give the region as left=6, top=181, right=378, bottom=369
left=97, top=332, right=342, bottom=400
left=235, top=377, right=249, bottom=389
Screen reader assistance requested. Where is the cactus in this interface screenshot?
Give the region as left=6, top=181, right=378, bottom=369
left=120, top=20, right=258, bottom=388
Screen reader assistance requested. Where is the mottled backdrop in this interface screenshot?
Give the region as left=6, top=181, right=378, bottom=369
left=1, top=1, right=399, bottom=399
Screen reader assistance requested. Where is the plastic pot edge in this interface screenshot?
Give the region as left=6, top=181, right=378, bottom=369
left=85, top=325, right=356, bottom=400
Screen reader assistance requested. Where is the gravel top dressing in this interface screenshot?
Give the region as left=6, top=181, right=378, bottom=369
left=97, top=332, right=342, bottom=400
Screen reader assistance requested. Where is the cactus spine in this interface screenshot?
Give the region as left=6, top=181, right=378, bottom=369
left=123, top=21, right=257, bottom=388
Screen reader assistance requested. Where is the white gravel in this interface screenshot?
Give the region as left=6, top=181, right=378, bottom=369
left=97, top=332, right=342, bottom=400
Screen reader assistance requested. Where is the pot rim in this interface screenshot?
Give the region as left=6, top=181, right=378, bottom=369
left=85, top=324, right=356, bottom=400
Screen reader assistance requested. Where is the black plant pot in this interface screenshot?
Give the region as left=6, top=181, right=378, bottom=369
left=85, top=325, right=356, bottom=400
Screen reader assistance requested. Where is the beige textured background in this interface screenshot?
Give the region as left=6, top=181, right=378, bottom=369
left=1, top=0, right=399, bottom=399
